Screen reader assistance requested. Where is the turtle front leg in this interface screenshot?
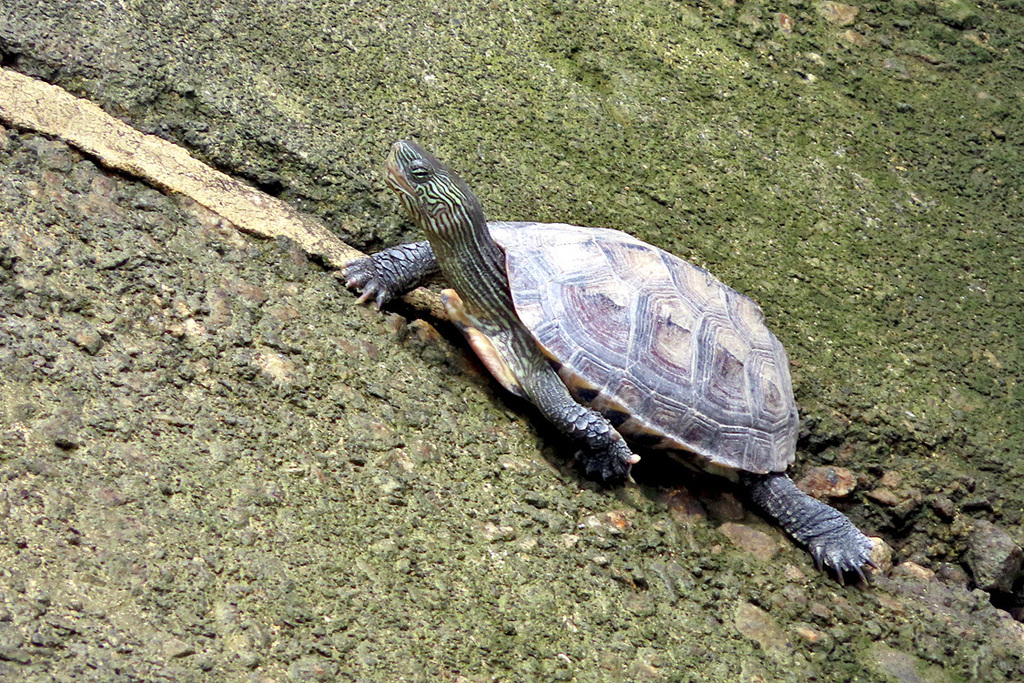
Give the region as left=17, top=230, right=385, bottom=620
left=522, top=366, right=640, bottom=481
left=743, top=472, right=876, bottom=581
left=343, top=241, right=439, bottom=308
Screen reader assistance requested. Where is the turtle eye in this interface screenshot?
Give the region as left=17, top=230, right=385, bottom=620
left=408, top=160, right=432, bottom=181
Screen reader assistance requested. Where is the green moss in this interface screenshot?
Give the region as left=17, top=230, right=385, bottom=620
left=3, top=0, right=1024, bottom=679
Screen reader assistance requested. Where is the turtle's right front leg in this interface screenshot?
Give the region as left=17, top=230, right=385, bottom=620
left=522, top=363, right=640, bottom=481
left=343, top=241, right=439, bottom=308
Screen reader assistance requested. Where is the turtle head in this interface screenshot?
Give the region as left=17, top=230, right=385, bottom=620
left=385, top=140, right=485, bottom=238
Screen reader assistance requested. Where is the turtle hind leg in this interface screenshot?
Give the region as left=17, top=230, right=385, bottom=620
left=742, top=472, right=875, bottom=582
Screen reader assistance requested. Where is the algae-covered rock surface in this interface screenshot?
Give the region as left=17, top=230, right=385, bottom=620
left=1, top=1, right=1023, bottom=680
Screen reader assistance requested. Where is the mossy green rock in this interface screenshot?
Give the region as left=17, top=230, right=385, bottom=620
left=1, top=0, right=1023, bottom=680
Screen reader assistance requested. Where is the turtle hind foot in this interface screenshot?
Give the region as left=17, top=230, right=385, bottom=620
left=809, top=530, right=878, bottom=585
left=744, top=472, right=875, bottom=583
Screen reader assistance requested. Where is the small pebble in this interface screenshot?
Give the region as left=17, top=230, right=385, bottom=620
left=867, top=537, right=893, bottom=574
left=891, top=561, right=935, bottom=582
left=664, top=486, right=707, bottom=525
left=73, top=328, right=103, bottom=355
left=965, top=519, right=1023, bottom=593
left=797, top=466, right=857, bottom=499
left=163, top=637, right=195, bottom=659
left=718, top=522, right=779, bottom=562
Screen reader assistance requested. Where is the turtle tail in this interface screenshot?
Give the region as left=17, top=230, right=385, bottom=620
left=742, top=472, right=875, bottom=582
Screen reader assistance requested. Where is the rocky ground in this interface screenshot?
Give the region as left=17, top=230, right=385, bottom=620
left=1, top=1, right=1023, bottom=681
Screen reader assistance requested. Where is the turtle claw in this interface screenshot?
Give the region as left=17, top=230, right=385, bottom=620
left=576, top=443, right=638, bottom=483
left=809, top=535, right=876, bottom=584
left=853, top=565, right=868, bottom=585
left=343, top=257, right=398, bottom=309
left=810, top=546, right=825, bottom=573
left=352, top=286, right=377, bottom=307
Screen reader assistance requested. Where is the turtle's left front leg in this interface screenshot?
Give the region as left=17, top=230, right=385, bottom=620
left=343, top=241, right=439, bottom=308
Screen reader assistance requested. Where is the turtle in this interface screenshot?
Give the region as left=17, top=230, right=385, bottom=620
left=343, top=140, right=875, bottom=579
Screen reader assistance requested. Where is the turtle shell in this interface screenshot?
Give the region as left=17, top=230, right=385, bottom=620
left=488, top=221, right=799, bottom=475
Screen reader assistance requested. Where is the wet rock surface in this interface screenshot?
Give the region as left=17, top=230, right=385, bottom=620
left=2, top=0, right=1024, bottom=679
